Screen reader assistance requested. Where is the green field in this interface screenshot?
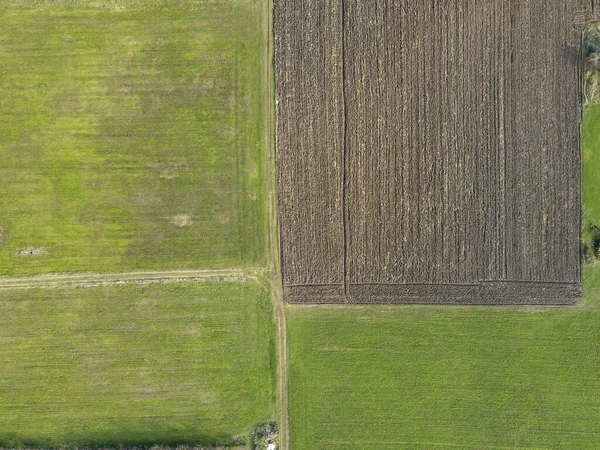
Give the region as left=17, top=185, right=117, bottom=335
left=288, top=305, right=600, bottom=449
left=0, top=281, right=276, bottom=447
left=583, top=104, right=600, bottom=301
left=0, top=0, right=266, bottom=275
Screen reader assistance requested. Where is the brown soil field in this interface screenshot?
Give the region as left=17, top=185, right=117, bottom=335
left=275, top=0, right=598, bottom=305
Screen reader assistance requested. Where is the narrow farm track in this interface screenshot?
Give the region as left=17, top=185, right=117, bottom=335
left=0, top=269, right=258, bottom=290
left=262, top=0, right=290, bottom=448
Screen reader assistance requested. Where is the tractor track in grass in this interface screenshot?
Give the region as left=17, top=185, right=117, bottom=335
left=0, top=268, right=261, bottom=290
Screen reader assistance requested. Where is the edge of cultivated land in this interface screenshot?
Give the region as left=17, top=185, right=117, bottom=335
left=261, top=0, right=289, bottom=448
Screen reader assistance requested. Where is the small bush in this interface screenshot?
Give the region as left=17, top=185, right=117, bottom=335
left=250, top=422, right=278, bottom=450
left=582, top=221, right=600, bottom=263
left=583, top=24, right=600, bottom=103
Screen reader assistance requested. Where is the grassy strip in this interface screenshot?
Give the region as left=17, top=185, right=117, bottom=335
left=288, top=305, right=600, bottom=449
left=0, top=0, right=265, bottom=275
left=0, top=282, right=276, bottom=447
left=582, top=104, right=600, bottom=306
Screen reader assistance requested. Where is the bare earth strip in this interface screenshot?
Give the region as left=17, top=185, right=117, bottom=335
left=0, top=269, right=257, bottom=290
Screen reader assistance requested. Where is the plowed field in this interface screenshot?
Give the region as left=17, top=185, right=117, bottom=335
left=275, top=0, right=595, bottom=304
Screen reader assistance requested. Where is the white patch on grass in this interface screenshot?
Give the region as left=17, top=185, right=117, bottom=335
left=172, top=214, right=192, bottom=227
left=15, top=247, right=47, bottom=257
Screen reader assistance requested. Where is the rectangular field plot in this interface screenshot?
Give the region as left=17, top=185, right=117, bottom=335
left=288, top=305, right=600, bottom=449
left=275, top=0, right=589, bottom=304
left=0, top=282, right=276, bottom=447
left=0, top=1, right=265, bottom=275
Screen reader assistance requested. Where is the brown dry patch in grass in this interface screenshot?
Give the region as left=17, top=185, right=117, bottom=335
left=149, top=159, right=189, bottom=180
left=0, top=226, right=9, bottom=246
left=246, top=164, right=258, bottom=177
left=192, top=76, right=217, bottom=93
left=136, top=191, right=162, bottom=206
left=213, top=186, right=232, bottom=198
left=60, top=97, right=82, bottom=113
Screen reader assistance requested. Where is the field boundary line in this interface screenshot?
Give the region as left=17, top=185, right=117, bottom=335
left=0, top=269, right=261, bottom=290
left=261, top=0, right=289, bottom=447
left=283, top=281, right=581, bottom=306
left=341, top=0, right=349, bottom=296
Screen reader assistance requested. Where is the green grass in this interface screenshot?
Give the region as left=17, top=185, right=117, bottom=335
left=288, top=305, right=600, bottom=449
left=0, top=281, right=276, bottom=447
left=583, top=104, right=600, bottom=303
left=583, top=105, right=600, bottom=228
left=0, top=0, right=266, bottom=275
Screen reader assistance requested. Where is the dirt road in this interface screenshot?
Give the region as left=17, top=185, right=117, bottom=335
left=262, top=0, right=289, bottom=448
left=0, top=268, right=257, bottom=289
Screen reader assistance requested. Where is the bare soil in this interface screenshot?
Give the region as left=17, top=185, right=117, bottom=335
left=275, top=0, right=592, bottom=305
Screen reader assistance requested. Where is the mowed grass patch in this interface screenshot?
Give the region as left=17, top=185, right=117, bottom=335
left=0, top=282, right=276, bottom=447
left=0, top=1, right=265, bottom=275
left=288, top=306, right=600, bottom=449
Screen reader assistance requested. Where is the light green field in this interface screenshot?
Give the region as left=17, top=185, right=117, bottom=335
left=288, top=305, right=600, bottom=449
left=0, top=0, right=265, bottom=275
left=582, top=104, right=600, bottom=302
left=0, top=281, right=276, bottom=447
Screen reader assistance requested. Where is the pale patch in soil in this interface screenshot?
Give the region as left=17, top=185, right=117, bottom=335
left=172, top=214, right=192, bottom=227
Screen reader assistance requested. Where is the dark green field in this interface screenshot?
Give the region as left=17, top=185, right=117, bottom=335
left=0, top=281, right=276, bottom=447
left=0, top=0, right=266, bottom=275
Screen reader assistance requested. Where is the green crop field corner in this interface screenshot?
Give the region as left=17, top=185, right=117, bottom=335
left=0, top=281, right=276, bottom=447
left=287, top=305, right=600, bottom=449
left=0, top=0, right=266, bottom=275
